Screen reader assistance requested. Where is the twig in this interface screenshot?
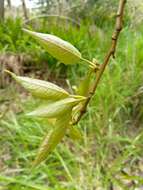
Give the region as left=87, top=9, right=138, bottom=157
left=72, top=0, right=126, bottom=125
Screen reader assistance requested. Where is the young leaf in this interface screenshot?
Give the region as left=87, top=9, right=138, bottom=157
left=76, top=70, right=93, bottom=96
left=27, top=96, right=86, bottom=118
left=72, top=103, right=82, bottom=122
left=5, top=70, right=69, bottom=100
left=33, top=111, right=71, bottom=167
left=68, top=125, right=83, bottom=140
left=23, top=28, right=82, bottom=65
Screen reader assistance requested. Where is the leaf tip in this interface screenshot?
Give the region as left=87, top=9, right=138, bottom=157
left=22, top=28, right=30, bottom=32
left=4, top=69, right=11, bottom=74
left=4, top=70, right=16, bottom=78
left=25, top=112, right=33, bottom=117
left=22, top=28, right=35, bottom=36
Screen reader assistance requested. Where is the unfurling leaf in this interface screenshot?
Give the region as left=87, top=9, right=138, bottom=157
left=69, top=126, right=82, bottom=140
left=27, top=96, right=86, bottom=118
left=5, top=70, right=69, bottom=100
left=23, top=28, right=81, bottom=65
left=46, top=118, right=56, bottom=125
left=72, top=103, right=82, bottom=122
left=76, top=70, right=93, bottom=96
left=33, top=111, right=71, bottom=167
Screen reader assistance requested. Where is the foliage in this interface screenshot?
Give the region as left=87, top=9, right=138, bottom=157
left=5, top=28, right=92, bottom=164
left=1, top=3, right=143, bottom=189
left=6, top=61, right=88, bottom=165
left=8, top=1, right=125, bottom=167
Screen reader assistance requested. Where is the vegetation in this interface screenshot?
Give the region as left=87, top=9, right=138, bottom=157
left=0, top=0, right=143, bottom=189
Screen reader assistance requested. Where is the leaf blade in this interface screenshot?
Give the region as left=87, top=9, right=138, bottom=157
left=33, top=111, right=71, bottom=167
left=76, top=70, right=93, bottom=96
left=27, top=97, right=86, bottom=118
left=6, top=70, right=69, bottom=100
left=23, top=28, right=82, bottom=65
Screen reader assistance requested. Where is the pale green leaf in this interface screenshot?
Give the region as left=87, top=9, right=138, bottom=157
left=33, top=111, right=71, bottom=167
left=5, top=70, right=69, bottom=100
left=76, top=70, right=93, bottom=96
left=72, top=103, right=82, bottom=122
left=23, top=28, right=81, bottom=65
left=69, top=125, right=82, bottom=140
left=27, top=96, right=86, bottom=118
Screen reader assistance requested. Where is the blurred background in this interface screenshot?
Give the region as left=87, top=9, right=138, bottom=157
left=0, top=0, right=143, bottom=189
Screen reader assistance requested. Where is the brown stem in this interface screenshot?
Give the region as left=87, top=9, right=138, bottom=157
left=72, top=0, right=126, bottom=125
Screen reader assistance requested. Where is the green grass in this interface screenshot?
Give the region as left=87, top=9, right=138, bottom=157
left=0, top=19, right=143, bottom=189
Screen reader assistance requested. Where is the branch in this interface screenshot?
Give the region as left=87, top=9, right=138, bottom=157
left=72, top=0, right=126, bottom=125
